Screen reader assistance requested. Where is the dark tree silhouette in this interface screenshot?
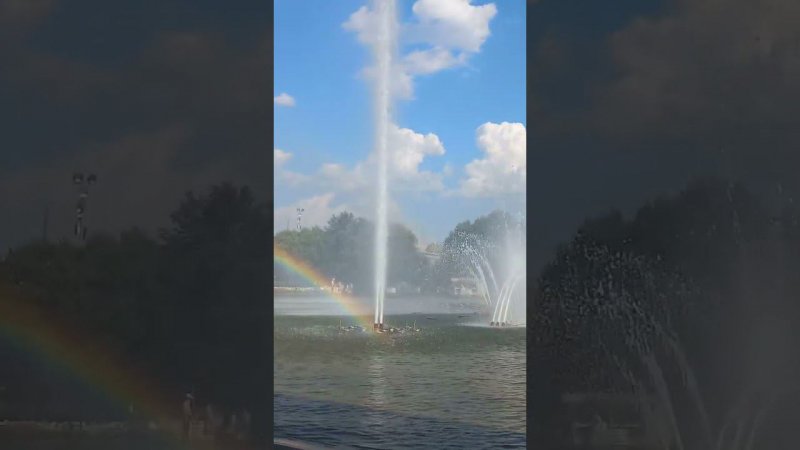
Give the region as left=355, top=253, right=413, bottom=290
left=530, top=178, right=800, bottom=449
left=0, top=182, right=273, bottom=446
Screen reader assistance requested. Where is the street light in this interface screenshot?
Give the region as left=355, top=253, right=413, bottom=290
left=73, top=172, right=97, bottom=241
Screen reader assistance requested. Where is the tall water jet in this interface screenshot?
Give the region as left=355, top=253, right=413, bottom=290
left=372, top=0, right=397, bottom=331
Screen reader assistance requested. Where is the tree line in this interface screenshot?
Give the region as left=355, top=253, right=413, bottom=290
left=0, top=180, right=514, bottom=443
left=273, top=213, right=427, bottom=294
left=0, top=182, right=272, bottom=445
left=273, top=209, right=524, bottom=295
left=9, top=175, right=791, bottom=446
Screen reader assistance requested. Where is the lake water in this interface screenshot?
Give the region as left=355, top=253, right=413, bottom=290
left=274, top=294, right=527, bottom=449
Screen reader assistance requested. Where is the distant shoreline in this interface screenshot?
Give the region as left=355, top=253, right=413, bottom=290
left=0, top=420, right=147, bottom=435
left=0, top=419, right=245, bottom=448
left=273, top=287, right=484, bottom=301
left=274, top=286, right=323, bottom=293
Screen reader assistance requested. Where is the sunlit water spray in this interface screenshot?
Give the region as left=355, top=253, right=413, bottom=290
left=372, top=0, right=397, bottom=330
left=452, top=214, right=526, bottom=327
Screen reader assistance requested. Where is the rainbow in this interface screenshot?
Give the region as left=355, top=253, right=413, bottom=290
left=0, top=283, right=187, bottom=446
left=273, top=246, right=374, bottom=329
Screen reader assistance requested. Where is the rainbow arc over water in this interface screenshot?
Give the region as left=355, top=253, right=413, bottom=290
left=0, top=283, right=188, bottom=446
left=0, top=246, right=376, bottom=442
left=273, top=246, right=374, bottom=329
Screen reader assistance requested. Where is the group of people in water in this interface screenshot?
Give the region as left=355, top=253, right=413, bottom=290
left=181, top=393, right=251, bottom=441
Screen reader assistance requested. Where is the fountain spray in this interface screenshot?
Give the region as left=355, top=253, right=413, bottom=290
left=372, top=0, right=397, bottom=331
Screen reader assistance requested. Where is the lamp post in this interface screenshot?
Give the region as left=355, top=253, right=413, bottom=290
left=72, top=172, right=97, bottom=241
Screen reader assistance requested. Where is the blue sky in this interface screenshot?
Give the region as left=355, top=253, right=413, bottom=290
left=274, top=0, right=525, bottom=244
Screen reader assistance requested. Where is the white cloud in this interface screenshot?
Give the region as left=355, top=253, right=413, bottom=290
left=409, top=0, right=497, bottom=53
left=342, top=6, right=377, bottom=47
left=388, top=124, right=446, bottom=175
left=319, top=163, right=365, bottom=191
left=343, top=0, right=497, bottom=99
left=274, top=92, right=296, bottom=107
left=278, top=170, right=310, bottom=187
left=274, top=148, right=292, bottom=166
left=319, top=162, right=348, bottom=178
left=273, top=190, right=412, bottom=237
left=458, top=122, right=526, bottom=197
left=274, top=193, right=348, bottom=232
left=403, top=47, right=467, bottom=75
left=314, top=124, right=447, bottom=193
left=274, top=148, right=310, bottom=186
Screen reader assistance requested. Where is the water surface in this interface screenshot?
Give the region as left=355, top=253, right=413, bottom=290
left=274, top=295, right=526, bottom=449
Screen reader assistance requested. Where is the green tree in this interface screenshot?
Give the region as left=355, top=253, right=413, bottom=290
left=272, top=212, right=429, bottom=293
left=159, top=182, right=271, bottom=443
left=274, top=227, right=325, bottom=264
left=320, top=212, right=372, bottom=292
left=388, top=223, right=428, bottom=288
left=274, top=227, right=325, bottom=287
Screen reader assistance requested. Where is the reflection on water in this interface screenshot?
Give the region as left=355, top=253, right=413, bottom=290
left=365, top=352, right=387, bottom=430
left=274, top=295, right=526, bottom=449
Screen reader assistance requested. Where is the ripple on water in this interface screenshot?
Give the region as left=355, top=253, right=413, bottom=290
left=274, top=314, right=526, bottom=449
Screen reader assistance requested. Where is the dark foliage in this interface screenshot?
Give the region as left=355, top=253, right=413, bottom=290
left=0, top=182, right=271, bottom=445
left=530, top=178, right=800, bottom=448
